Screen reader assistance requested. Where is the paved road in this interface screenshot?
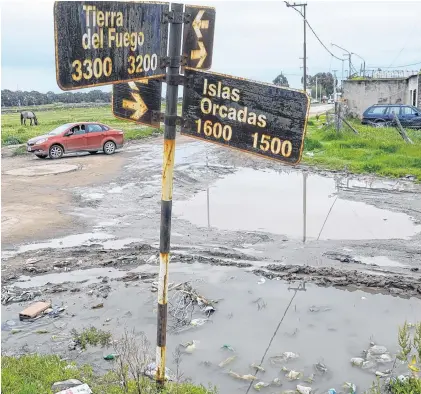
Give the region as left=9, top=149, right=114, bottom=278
left=309, top=103, right=333, bottom=115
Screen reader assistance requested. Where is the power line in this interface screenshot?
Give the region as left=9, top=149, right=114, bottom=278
left=388, top=21, right=418, bottom=68
left=368, top=61, right=421, bottom=69
left=244, top=285, right=302, bottom=394
left=284, top=2, right=343, bottom=62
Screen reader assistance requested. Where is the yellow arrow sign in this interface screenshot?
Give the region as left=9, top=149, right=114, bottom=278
left=192, top=10, right=209, bottom=39
left=123, top=92, right=148, bottom=121
left=191, top=41, right=207, bottom=68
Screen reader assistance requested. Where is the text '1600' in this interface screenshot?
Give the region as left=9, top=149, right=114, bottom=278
left=54, top=1, right=169, bottom=90
left=181, top=69, right=310, bottom=164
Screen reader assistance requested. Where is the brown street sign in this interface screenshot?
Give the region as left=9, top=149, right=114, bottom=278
left=182, top=5, right=215, bottom=70
left=112, top=79, right=162, bottom=128
left=54, top=1, right=169, bottom=90
left=181, top=69, right=310, bottom=164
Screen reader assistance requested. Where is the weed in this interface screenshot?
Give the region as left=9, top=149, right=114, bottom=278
left=4, top=136, right=22, bottom=145
left=414, top=323, right=421, bottom=360
left=398, top=322, right=412, bottom=362
left=71, top=326, right=112, bottom=350
left=12, top=145, right=27, bottom=156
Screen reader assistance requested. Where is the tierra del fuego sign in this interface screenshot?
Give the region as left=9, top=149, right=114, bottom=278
left=54, top=1, right=169, bottom=90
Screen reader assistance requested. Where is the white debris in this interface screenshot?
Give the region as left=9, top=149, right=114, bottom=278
left=253, top=381, right=270, bottom=391
left=286, top=370, right=303, bottom=380
left=368, top=345, right=388, bottom=355
left=350, top=357, right=365, bottom=367
left=257, top=277, right=266, bottom=285
left=297, top=384, right=312, bottom=394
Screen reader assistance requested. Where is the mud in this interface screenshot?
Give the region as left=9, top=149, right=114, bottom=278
left=2, top=134, right=421, bottom=392
left=2, top=263, right=420, bottom=393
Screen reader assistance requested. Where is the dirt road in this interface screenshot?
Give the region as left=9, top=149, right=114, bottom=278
left=2, top=133, right=421, bottom=392
left=2, top=150, right=125, bottom=246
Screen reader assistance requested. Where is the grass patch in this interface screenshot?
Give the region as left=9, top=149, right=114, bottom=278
left=71, top=326, right=112, bottom=350
left=303, top=118, right=421, bottom=181
left=1, top=105, right=171, bottom=145
left=1, top=354, right=216, bottom=394
left=12, top=145, right=28, bottom=156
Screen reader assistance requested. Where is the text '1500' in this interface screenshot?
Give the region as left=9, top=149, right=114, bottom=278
left=182, top=69, right=309, bottom=164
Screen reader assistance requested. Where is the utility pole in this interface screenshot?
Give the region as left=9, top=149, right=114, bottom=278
left=285, top=2, right=308, bottom=91
left=331, top=43, right=352, bottom=78
left=315, top=76, right=318, bottom=101
left=333, top=70, right=337, bottom=102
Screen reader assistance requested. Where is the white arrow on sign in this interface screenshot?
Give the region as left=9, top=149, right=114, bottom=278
left=192, top=10, right=209, bottom=39
left=191, top=41, right=207, bottom=68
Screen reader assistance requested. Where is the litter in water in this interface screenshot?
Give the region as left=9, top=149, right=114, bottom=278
left=221, top=344, right=235, bottom=352
left=285, top=370, right=303, bottom=380
left=228, top=371, right=257, bottom=381
left=343, top=382, right=356, bottom=394
left=297, top=385, right=312, bottom=394
left=218, top=356, right=236, bottom=368
left=253, top=381, right=270, bottom=391
left=145, top=362, right=175, bottom=381
left=19, top=301, right=52, bottom=321
left=250, top=363, right=265, bottom=372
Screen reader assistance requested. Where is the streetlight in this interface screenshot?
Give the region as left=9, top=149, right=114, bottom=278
left=351, top=52, right=366, bottom=77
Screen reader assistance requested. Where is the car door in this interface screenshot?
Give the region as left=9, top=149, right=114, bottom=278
left=385, top=106, right=401, bottom=121
left=86, top=124, right=105, bottom=150
left=63, top=124, right=87, bottom=151
left=401, top=106, right=418, bottom=122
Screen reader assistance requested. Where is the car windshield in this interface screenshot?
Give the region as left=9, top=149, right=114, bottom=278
left=47, top=124, right=74, bottom=136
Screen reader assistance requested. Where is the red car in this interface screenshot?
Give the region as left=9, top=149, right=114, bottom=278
left=26, top=122, right=124, bottom=159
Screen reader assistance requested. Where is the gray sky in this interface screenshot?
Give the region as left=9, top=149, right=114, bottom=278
left=1, top=0, right=421, bottom=93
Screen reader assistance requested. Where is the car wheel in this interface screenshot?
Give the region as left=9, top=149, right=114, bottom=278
left=35, top=154, right=48, bottom=159
left=89, top=151, right=98, bottom=155
left=49, top=144, right=64, bottom=159
left=103, top=141, right=116, bottom=155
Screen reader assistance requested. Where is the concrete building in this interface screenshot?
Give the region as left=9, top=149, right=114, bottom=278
left=343, top=73, right=421, bottom=117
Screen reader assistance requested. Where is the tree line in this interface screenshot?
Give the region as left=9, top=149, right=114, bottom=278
left=273, top=72, right=338, bottom=97
left=1, top=89, right=112, bottom=107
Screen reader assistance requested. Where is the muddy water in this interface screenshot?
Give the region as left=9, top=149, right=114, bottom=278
left=174, top=168, right=421, bottom=240
left=2, top=264, right=419, bottom=393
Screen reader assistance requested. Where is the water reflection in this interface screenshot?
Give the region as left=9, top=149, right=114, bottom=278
left=175, top=168, right=420, bottom=241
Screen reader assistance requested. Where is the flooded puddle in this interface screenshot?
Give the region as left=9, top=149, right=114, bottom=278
left=174, top=168, right=420, bottom=240
left=2, top=264, right=419, bottom=393
left=357, top=256, right=408, bottom=268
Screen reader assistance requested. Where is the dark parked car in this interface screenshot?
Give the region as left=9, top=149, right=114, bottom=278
left=27, top=122, right=124, bottom=159
left=361, top=104, right=421, bottom=129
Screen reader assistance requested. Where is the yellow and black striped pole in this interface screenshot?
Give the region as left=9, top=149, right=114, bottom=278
left=156, top=2, right=183, bottom=388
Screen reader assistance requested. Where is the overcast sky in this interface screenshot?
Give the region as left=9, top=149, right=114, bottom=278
left=1, top=0, right=421, bottom=93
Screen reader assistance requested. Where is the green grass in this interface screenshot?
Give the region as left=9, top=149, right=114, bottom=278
left=303, top=119, right=421, bottom=181
left=1, top=105, right=163, bottom=145
left=71, top=326, right=112, bottom=350
left=1, top=354, right=216, bottom=394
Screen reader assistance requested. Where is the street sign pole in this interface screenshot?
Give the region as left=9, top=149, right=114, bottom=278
left=156, top=2, right=183, bottom=388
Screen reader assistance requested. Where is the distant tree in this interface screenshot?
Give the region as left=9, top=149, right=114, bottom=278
left=0, top=89, right=112, bottom=107
left=273, top=73, right=289, bottom=87
left=300, top=74, right=312, bottom=87
left=308, top=72, right=337, bottom=96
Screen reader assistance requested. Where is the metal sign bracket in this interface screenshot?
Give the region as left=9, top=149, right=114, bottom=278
left=160, top=55, right=188, bottom=69
left=162, top=10, right=192, bottom=24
